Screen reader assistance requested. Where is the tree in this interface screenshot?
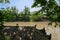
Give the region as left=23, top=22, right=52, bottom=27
left=23, top=6, right=30, bottom=15
left=11, top=6, right=18, bottom=21
left=3, top=6, right=18, bottom=21
left=5, top=7, right=12, bottom=21
left=0, top=0, right=10, bottom=40
left=23, top=6, right=30, bottom=21
left=32, top=0, right=60, bottom=27
left=30, top=11, right=42, bottom=21
left=0, top=0, right=9, bottom=3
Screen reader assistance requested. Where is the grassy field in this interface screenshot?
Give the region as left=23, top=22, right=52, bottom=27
left=4, top=21, right=60, bottom=40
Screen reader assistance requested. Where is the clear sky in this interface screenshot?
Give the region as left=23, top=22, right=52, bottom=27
left=6, top=0, right=40, bottom=12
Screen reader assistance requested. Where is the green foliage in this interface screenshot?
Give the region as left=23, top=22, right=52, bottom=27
left=30, top=11, right=42, bottom=21
left=1, top=6, right=43, bottom=22
left=0, top=10, right=6, bottom=40
left=2, top=6, right=30, bottom=22
left=3, top=6, right=18, bottom=21
left=23, top=6, right=30, bottom=21
left=0, top=0, right=10, bottom=3
left=0, top=0, right=10, bottom=40
left=32, top=0, right=60, bottom=27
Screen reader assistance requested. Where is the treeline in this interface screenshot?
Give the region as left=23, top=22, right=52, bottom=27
left=0, top=6, right=48, bottom=22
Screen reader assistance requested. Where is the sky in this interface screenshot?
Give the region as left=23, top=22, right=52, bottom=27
left=0, top=0, right=60, bottom=12
left=4, top=0, right=40, bottom=12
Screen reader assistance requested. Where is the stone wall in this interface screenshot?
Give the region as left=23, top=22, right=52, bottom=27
left=3, top=24, right=51, bottom=40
